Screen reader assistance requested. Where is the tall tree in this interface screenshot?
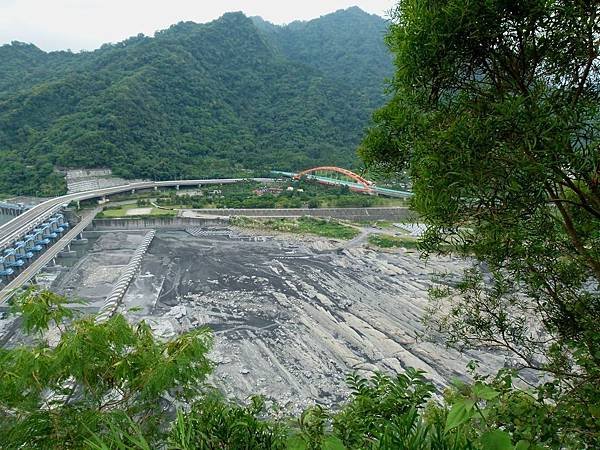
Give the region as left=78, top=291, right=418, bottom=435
left=360, top=0, right=599, bottom=445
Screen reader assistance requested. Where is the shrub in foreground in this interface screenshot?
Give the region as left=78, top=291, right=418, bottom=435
left=1, top=289, right=593, bottom=449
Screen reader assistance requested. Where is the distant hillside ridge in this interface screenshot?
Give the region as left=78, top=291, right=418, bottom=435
left=252, top=7, right=393, bottom=106
left=0, top=8, right=393, bottom=196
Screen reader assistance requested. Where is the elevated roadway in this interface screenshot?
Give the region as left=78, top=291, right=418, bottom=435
left=0, top=178, right=273, bottom=252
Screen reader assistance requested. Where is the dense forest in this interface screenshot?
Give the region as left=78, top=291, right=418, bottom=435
left=251, top=6, right=392, bottom=107
left=0, top=8, right=393, bottom=196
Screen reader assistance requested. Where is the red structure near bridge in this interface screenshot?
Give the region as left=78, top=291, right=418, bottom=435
left=293, top=166, right=374, bottom=192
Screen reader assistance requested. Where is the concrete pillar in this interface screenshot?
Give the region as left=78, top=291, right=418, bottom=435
left=176, top=185, right=180, bottom=191
left=131, top=189, right=136, bottom=194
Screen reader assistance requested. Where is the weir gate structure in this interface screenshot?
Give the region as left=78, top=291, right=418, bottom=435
left=0, top=171, right=412, bottom=304
left=0, top=178, right=273, bottom=303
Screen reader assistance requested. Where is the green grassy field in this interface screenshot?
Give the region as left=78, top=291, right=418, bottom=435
left=97, top=204, right=177, bottom=218
left=286, top=435, right=346, bottom=449
left=367, top=233, right=419, bottom=249
left=231, top=216, right=359, bottom=240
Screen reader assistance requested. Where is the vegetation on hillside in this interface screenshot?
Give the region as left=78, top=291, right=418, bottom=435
left=0, top=8, right=392, bottom=196
left=231, top=216, right=360, bottom=240
left=252, top=7, right=393, bottom=107
left=361, top=0, right=600, bottom=447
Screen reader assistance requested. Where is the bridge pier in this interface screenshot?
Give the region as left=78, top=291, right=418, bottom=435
left=0, top=202, right=27, bottom=217
left=58, top=242, right=76, bottom=258
left=71, top=233, right=88, bottom=245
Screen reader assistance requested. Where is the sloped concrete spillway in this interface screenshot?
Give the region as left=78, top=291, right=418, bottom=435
left=46, top=227, right=503, bottom=414
left=96, top=230, right=156, bottom=323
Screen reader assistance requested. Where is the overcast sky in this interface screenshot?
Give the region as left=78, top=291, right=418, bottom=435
left=0, top=0, right=396, bottom=52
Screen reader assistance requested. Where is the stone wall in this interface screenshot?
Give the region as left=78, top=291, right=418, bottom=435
left=91, top=217, right=229, bottom=230
left=91, top=207, right=415, bottom=230
left=182, top=207, right=415, bottom=221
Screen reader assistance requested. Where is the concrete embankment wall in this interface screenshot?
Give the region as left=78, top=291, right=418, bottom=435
left=185, top=207, right=414, bottom=221
left=91, top=207, right=415, bottom=230
left=91, top=217, right=229, bottom=230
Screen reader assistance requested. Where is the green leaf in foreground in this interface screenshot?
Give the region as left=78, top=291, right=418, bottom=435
left=480, top=430, right=514, bottom=450
left=472, top=382, right=499, bottom=401
left=445, top=399, right=475, bottom=432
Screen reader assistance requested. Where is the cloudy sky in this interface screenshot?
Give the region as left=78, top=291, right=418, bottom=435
left=0, top=0, right=396, bottom=52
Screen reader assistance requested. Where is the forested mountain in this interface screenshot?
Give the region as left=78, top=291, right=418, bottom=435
left=0, top=8, right=392, bottom=196
left=252, top=7, right=393, bottom=105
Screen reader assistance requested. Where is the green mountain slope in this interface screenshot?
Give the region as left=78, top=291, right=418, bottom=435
left=252, top=7, right=393, bottom=105
left=0, top=9, right=391, bottom=196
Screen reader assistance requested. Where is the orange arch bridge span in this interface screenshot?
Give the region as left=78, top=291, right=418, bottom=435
left=293, top=166, right=374, bottom=193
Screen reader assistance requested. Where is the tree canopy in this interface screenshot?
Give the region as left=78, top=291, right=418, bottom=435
left=361, top=0, right=599, bottom=447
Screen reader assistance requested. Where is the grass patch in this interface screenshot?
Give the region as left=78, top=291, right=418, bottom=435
left=97, top=204, right=177, bottom=218
left=232, top=216, right=359, bottom=240
left=286, top=435, right=346, bottom=450
left=147, top=208, right=177, bottom=217
left=368, top=233, right=419, bottom=249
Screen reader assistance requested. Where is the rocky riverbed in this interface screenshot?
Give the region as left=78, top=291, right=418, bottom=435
left=4, top=227, right=506, bottom=414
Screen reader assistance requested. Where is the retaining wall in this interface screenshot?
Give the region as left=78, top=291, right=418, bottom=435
left=92, top=217, right=229, bottom=230
left=186, top=207, right=414, bottom=221
left=91, top=207, right=414, bottom=230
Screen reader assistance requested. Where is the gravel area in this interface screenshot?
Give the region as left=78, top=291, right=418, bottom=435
left=117, top=229, right=504, bottom=414
left=1, top=226, right=506, bottom=413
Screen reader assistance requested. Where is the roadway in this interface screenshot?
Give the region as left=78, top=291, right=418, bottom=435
left=0, top=178, right=273, bottom=251
left=0, top=208, right=102, bottom=304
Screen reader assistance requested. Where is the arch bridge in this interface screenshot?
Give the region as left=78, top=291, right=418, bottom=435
left=293, top=166, right=374, bottom=193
